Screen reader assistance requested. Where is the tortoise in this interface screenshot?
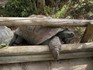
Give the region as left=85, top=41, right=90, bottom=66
left=0, top=26, right=13, bottom=46
left=10, top=15, right=75, bottom=59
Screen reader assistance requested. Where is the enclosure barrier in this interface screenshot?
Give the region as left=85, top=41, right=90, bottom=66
left=0, top=17, right=93, bottom=27
left=0, top=17, right=93, bottom=64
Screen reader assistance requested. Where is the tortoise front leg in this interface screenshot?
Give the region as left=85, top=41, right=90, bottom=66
left=49, top=36, right=62, bottom=60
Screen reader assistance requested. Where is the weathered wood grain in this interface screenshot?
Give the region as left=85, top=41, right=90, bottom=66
left=0, top=42, right=93, bottom=56
left=0, top=52, right=93, bottom=64
left=81, top=23, right=93, bottom=43
left=0, top=43, right=92, bottom=64
left=0, top=17, right=93, bottom=27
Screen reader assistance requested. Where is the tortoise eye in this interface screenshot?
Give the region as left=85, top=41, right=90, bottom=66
left=70, top=33, right=75, bottom=37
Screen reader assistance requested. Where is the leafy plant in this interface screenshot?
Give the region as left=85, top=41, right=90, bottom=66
left=5, top=0, right=37, bottom=17
left=4, top=0, right=93, bottom=18
left=0, top=43, right=7, bottom=48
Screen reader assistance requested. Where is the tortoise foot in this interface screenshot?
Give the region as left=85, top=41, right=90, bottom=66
left=49, top=36, right=61, bottom=60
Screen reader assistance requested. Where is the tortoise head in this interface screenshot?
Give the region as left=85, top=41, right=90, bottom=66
left=57, top=28, right=75, bottom=44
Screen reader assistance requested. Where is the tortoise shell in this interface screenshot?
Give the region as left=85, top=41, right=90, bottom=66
left=0, top=26, right=13, bottom=45
left=16, top=26, right=62, bottom=44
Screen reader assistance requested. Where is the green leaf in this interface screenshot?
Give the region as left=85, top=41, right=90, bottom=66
left=0, top=43, right=7, bottom=48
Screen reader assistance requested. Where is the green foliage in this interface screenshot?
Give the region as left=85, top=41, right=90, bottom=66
left=68, top=0, right=93, bottom=19
left=0, top=43, right=7, bottom=48
left=5, top=0, right=37, bottom=17
left=44, top=6, right=54, bottom=16
left=4, top=0, right=93, bottom=18
left=53, top=4, right=69, bottom=18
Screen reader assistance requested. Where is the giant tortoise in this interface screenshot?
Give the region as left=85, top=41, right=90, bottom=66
left=10, top=15, right=75, bottom=59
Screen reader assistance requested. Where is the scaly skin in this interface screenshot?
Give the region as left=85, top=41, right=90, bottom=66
left=49, top=36, right=61, bottom=60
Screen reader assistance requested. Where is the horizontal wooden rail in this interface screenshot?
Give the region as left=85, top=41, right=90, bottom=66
left=0, top=42, right=93, bottom=64
left=0, top=17, right=93, bottom=27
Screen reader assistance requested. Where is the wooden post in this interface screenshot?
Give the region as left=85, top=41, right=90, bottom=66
left=80, top=23, right=93, bottom=43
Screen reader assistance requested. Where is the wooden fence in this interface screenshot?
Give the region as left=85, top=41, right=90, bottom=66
left=0, top=17, right=93, bottom=70
left=0, top=17, right=93, bottom=64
